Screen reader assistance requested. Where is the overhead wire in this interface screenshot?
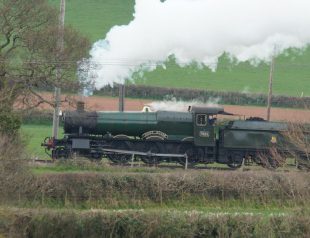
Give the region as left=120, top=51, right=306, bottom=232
left=1, top=59, right=310, bottom=68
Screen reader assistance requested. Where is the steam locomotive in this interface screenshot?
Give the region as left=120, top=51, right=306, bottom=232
left=42, top=102, right=308, bottom=169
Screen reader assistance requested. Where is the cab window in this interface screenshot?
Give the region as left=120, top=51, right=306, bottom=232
left=196, top=114, right=207, bottom=126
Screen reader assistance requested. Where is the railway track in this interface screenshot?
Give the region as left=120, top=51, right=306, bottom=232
left=29, top=158, right=301, bottom=171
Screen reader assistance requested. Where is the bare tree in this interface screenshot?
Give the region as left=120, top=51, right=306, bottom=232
left=285, top=122, right=310, bottom=169
left=0, top=0, right=90, bottom=133
left=0, top=133, right=32, bottom=202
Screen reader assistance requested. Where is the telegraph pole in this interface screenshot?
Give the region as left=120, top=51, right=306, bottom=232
left=266, top=56, right=275, bottom=121
left=52, top=0, right=65, bottom=139
left=119, top=84, right=125, bottom=112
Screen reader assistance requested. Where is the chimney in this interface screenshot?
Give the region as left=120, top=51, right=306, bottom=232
left=76, top=101, right=85, bottom=112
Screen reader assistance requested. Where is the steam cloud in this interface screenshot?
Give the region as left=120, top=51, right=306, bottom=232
left=86, top=0, right=310, bottom=88
left=148, top=97, right=220, bottom=112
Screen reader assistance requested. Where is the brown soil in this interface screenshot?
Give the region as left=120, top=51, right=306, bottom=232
left=32, top=93, right=310, bottom=123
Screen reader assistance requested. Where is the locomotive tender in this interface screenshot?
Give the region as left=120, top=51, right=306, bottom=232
left=42, top=102, right=304, bottom=169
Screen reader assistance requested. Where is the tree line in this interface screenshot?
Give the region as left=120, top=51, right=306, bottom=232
left=95, top=84, right=310, bottom=109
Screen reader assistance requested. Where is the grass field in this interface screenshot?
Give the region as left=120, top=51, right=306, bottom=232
left=48, top=0, right=310, bottom=97
left=49, top=0, right=135, bottom=42
left=21, top=124, right=62, bottom=158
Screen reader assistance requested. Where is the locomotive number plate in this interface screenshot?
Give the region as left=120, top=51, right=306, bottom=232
left=199, top=131, right=210, bottom=137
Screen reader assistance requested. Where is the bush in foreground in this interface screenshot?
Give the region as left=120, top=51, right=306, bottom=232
left=0, top=134, right=31, bottom=203
left=21, top=171, right=310, bottom=207
left=1, top=208, right=309, bottom=238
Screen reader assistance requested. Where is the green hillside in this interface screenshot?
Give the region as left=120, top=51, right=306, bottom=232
left=49, top=0, right=310, bottom=97
left=49, top=0, right=135, bottom=42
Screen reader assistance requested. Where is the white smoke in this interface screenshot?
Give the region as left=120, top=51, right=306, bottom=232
left=241, top=86, right=251, bottom=94
left=86, top=0, right=310, bottom=88
left=148, top=97, right=220, bottom=112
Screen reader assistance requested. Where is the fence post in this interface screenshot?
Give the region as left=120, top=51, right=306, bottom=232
left=185, top=154, right=188, bottom=170
left=131, top=154, right=134, bottom=168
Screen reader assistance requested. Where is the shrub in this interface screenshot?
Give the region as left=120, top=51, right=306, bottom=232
left=2, top=209, right=310, bottom=238
left=21, top=110, right=54, bottom=125
left=0, top=109, right=21, bottom=135
left=0, top=134, right=32, bottom=203
left=24, top=171, right=310, bottom=207
left=283, top=123, right=310, bottom=169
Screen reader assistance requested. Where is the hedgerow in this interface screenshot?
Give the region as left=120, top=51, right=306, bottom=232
left=20, top=171, right=310, bottom=207
left=95, top=84, right=310, bottom=109
left=2, top=208, right=309, bottom=238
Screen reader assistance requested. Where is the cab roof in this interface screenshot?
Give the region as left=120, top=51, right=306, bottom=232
left=189, top=106, right=233, bottom=115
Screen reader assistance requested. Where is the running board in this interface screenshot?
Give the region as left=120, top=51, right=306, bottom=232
left=103, top=148, right=187, bottom=158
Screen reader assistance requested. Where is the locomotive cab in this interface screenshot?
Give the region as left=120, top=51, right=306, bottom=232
left=190, top=106, right=225, bottom=147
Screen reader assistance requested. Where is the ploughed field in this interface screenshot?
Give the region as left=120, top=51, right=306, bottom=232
left=34, top=93, right=310, bottom=123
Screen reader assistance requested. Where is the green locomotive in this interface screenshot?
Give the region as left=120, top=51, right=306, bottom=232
left=42, top=102, right=308, bottom=169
